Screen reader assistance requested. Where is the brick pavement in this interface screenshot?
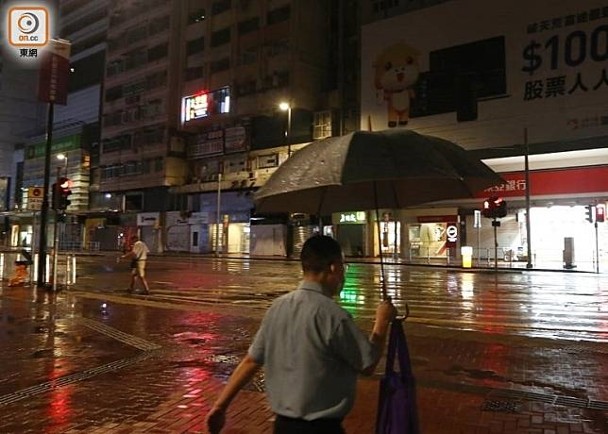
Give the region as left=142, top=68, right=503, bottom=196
left=0, top=285, right=606, bottom=433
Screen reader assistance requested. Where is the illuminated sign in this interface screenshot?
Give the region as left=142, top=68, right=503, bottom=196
left=446, top=223, right=458, bottom=247
left=181, top=86, right=231, bottom=123
left=339, top=212, right=366, bottom=224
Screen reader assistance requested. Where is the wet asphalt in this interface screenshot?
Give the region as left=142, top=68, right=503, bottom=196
left=0, top=254, right=606, bottom=433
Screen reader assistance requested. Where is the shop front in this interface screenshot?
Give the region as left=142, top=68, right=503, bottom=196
left=201, top=191, right=253, bottom=254
left=333, top=211, right=368, bottom=257
left=404, top=212, right=459, bottom=262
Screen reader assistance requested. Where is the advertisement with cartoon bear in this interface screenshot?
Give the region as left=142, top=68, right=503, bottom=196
left=361, top=0, right=608, bottom=150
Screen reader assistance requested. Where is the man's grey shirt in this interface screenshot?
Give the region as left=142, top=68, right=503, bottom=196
left=248, top=281, right=379, bottom=420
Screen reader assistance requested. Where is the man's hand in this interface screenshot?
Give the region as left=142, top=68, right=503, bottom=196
left=375, top=299, right=398, bottom=328
left=205, top=406, right=226, bottom=434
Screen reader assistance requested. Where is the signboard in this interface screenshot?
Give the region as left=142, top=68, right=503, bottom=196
left=361, top=0, right=608, bottom=149
left=224, top=126, right=248, bottom=153
left=190, top=130, right=224, bottom=158
left=137, top=212, right=159, bottom=227
left=37, top=38, right=71, bottom=105
left=181, top=86, right=231, bottom=123
left=446, top=223, right=459, bottom=247
left=336, top=211, right=367, bottom=224
left=477, top=166, right=608, bottom=198
left=27, top=186, right=44, bottom=210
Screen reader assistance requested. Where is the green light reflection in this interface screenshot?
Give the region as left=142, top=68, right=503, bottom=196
left=339, top=264, right=366, bottom=316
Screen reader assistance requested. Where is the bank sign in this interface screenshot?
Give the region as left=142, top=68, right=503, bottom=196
left=361, top=0, right=608, bottom=149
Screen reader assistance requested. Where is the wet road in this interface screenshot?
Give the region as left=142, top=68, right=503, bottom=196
left=1, top=256, right=608, bottom=433
left=74, top=254, right=608, bottom=343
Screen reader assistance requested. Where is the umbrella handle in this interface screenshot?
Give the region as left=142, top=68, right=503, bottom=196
left=395, top=303, right=410, bottom=321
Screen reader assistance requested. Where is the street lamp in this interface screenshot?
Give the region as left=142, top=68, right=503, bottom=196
left=56, top=153, right=68, bottom=177
left=279, top=101, right=292, bottom=157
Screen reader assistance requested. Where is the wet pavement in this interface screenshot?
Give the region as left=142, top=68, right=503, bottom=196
left=0, top=256, right=607, bottom=433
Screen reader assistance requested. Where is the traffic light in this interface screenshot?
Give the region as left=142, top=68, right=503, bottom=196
left=482, top=196, right=507, bottom=219
left=585, top=205, right=594, bottom=223
left=56, top=177, right=72, bottom=210
left=596, top=204, right=605, bottom=223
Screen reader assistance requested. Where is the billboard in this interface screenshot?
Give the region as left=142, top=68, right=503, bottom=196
left=361, top=0, right=608, bottom=149
left=181, top=86, right=231, bottom=124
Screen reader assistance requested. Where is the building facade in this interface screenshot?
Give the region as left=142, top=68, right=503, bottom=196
left=359, top=0, right=608, bottom=270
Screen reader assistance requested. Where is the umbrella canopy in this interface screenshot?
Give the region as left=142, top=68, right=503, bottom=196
left=254, top=129, right=503, bottom=214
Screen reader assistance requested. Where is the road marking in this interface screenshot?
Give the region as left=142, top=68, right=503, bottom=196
left=75, top=317, right=161, bottom=351
left=0, top=351, right=158, bottom=407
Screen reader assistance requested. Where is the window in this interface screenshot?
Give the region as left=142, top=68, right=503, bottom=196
left=187, top=37, right=205, bottom=55
left=146, top=70, right=168, bottom=90
left=210, top=57, right=230, bottom=73
left=68, top=51, right=105, bottom=92
left=126, top=25, right=147, bottom=45
left=104, top=110, right=124, bottom=127
left=188, top=8, right=206, bottom=23
left=211, top=28, right=231, bottom=47
left=124, top=49, right=147, bottom=71
left=185, top=66, right=204, bottom=81
left=148, top=43, right=168, bottom=62
left=238, top=17, right=259, bottom=35
left=106, top=59, right=124, bottom=77
left=124, top=79, right=146, bottom=96
left=267, top=6, right=290, bottom=25
left=105, top=85, right=123, bottom=102
left=411, top=36, right=506, bottom=118
left=211, top=0, right=231, bottom=15
left=102, top=135, right=132, bottom=153
left=149, top=15, right=170, bottom=34
left=239, top=47, right=257, bottom=65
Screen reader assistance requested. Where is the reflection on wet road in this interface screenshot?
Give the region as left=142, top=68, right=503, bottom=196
left=76, top=255, right=608, bottom=342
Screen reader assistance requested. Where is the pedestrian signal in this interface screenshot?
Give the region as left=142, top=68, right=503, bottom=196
left=596, top=204, right=605, bottom=223
left=585, top=205, right=594, bottom=223
left=481, top=196, right=507, bottom=219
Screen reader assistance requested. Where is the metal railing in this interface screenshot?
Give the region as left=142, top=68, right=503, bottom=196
left=0, top=252, right=77, bottom=287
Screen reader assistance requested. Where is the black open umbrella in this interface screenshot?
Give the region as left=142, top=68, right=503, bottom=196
left=254, top=128, right=502, bottom=215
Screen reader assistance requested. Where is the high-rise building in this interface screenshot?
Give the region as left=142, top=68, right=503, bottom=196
left=5, top=0, right=109, bottom=249
left=96, top=0, right=355, bottom=254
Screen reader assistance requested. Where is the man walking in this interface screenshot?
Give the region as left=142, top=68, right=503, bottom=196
left=205, top=235, right=397, bottom=434
left=120, top=235, right=150, bottom=295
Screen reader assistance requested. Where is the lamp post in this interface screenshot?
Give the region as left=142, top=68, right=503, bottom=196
left=56, top=153, right=68, bottom=177
left=279, top=101, right=292, bottom=157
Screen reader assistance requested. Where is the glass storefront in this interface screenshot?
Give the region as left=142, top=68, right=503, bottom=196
left=408, top=222, right=447, bottom=259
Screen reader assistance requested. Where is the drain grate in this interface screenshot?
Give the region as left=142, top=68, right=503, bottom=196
left=204, top=354, right=265, bottom=393
left=481, top=399, right=521, bottom=413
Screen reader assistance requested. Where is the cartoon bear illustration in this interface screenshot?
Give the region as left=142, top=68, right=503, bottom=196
left=374, top=43, right=420, bottom=127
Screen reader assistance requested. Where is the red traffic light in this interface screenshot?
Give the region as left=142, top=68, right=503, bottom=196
left=58, top=177, right=72, bottom=190
left=482, top=196, right=507, bottom=219
left=596, top=204, right=605, bottom=223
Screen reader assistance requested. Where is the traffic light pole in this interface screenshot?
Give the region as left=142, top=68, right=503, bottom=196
left=492, top=219, right=500, bottom=271
left=595, top=221, right=599, bottom=274
left=52, top=166, right=61, bottom=292
left=524, top=129, right=533, bottom=269
left=37, top=102, right=54, bottom=287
